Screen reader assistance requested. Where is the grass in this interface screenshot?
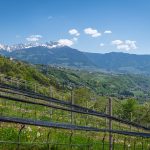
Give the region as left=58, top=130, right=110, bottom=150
left=0, top=61, right=149, bottom=149
left=0, top=92, right=150, bottom=150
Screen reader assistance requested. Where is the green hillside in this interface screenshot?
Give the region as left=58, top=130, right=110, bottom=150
left=1, top=55, right=150, bottom=103
left=0, top=55, right=150, bottom=149
left=0, top=55, right=150, bottom=124
left=37, top=65, right=150, bottom=103
left=0, top=56, right=50, bottom=84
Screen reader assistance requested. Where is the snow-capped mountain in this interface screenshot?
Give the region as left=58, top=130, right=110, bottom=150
left=2, top=41, right=150, bottom=74
left=0, top=41, right=61, bottom=52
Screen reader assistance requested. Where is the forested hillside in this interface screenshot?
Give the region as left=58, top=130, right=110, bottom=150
left=1, top=55, right=150, bottom=102
left=37, top=65, right=150, bottom=102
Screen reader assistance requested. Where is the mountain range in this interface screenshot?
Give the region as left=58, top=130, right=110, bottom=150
left=1, top=42, right=150, bottom=74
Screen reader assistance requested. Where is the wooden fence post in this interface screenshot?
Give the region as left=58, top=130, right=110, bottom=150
left=109, top=97, right=113, bottom=150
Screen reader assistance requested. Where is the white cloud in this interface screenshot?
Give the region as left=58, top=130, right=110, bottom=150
left=100, top=43, right=104, bottom=47
left=112, top=40, right=137, bottom=51
left=117, top=44, right=130, bottom=51
left=84, top=28, right=101, bottom=37
left=26, top=35, right=42, bottom=42
left=58, top=39, right=74, bottom=46
left=112, top=40, right=123, bottom=45
left=69, top=29, right=80, bottom=36
left=104, top=30, right=112, bottom=34
left=125, top=40, right=137, bottom=49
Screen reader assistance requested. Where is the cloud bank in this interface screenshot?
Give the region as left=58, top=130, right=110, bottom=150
left=69, top=29, right=80, bottom=36
left=112, top=40, right=137, bottom=51
left=58, top=39, right=74, bottom=46
left=84, top=28, right=101, bottom=37
left=26, top=35, right=42, bottom=42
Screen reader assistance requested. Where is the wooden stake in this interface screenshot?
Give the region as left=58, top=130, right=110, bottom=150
left=109, top=97, right=113, bottom=150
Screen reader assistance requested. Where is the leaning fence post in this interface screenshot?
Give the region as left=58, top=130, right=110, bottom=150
left=105, top=105, right=108, bottom=127
left=47, top=130, right=51, bottom=150
left=71, top=88, right=74, bottom=124
left=50, top=86, right=53, bottom=120
left=17, top=124, right=25, bottom=150
left=69, top=130, right=73, bottom=150
left=108, top=97, right=113, bottom=150
left=34, top=106, right=37, bottom=120
left=102, top=132, right=106, bottom=150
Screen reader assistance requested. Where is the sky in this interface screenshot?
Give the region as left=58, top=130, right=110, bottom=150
left=0, top=0, right=150, bottom=54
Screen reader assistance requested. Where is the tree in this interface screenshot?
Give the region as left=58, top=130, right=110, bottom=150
left=121, top=99, right=137, bottom=121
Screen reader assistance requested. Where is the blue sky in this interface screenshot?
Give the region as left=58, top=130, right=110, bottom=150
left=0, top=0, right=150, bottom=54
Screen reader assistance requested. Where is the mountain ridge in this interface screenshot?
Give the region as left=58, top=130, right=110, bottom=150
left=1, top=45, right=96, bottom=69
left=1, top=43, right=150, bottom=74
